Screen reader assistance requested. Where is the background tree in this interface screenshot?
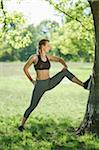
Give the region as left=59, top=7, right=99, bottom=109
left=18, top=24, right=38, bottom=61
left=0, top=0, right=60, bottom=61
left=19, top=20, right=60, bottom=61
left=46, top=0, right=94, bottom=62
left=51, top=18, right=94, bottom=61
left=36, top=20, right=59, bottom=41
left=0, top=0, right=33, bottom=61
left=0, top=0, right=94, bottom=62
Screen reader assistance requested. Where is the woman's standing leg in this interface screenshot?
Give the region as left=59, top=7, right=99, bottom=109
left=18, top=81, right=46, bottom=131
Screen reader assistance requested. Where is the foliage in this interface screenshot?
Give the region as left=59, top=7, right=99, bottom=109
left=46, top=0, right=94, bottom=62
left=1, top=116, right=99, bottom=150
left=51, top=17, right=94, bottom=62
left=0, top=0, right=95, bottom=62
left=36, top=20, right=59, bottom=40
left=0, top=11, right=33, bottom=61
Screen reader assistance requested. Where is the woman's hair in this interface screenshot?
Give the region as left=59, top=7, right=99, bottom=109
left=38, top=39, right=49, bottom=49
left=36, top=39, right=49, bottom=55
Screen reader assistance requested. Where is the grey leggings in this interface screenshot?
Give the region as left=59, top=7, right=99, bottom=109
left=24, top=69, right=75, bottom=118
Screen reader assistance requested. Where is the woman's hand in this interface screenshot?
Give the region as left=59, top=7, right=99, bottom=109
left=31, top=80, right=37, bottom=86
left=61, top=66, right=67, bottom=71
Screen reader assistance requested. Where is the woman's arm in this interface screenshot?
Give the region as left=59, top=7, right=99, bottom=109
left=23, top=55, right=37, bottom=84
left=47, top=55, right=68, bottom=68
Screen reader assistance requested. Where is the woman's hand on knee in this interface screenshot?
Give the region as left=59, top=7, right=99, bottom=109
left=61, top=66, right=68, bottom=71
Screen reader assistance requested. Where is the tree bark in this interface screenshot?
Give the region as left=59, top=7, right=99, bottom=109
left=76, top=0, right=99, bottom=135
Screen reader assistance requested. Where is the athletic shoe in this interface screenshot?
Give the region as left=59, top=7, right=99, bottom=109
left=18, top=125, right=25, bottom=132
left=83, top=75, right=92, bottom=90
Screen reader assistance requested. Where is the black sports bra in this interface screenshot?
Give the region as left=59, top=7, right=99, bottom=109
left=34, top=55, right=51, bottom=70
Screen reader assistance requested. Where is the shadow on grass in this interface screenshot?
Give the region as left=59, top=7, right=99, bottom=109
left=0, top=115, right=99, bottom=150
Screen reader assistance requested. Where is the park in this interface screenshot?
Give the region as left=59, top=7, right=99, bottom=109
left=0, top=0, right=99, bottom=149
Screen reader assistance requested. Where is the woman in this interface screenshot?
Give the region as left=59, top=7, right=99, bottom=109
left=18, top=39, right=91, bottom=132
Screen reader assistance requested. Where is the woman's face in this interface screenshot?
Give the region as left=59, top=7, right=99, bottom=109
left=43, top=42, right=51, bottom=52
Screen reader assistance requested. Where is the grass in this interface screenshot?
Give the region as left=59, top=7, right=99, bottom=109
left=1, top=61, right=99, bottom=150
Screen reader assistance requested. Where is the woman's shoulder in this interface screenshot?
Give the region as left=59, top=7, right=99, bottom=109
left=28, top=54, right=38, bottom=63
left=29, top=54, right=38, bottom=59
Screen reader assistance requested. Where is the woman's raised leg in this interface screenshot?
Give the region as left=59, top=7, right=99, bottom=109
left=47, top=69, right=84, bottom=90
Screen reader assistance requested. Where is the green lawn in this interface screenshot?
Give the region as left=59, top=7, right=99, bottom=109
left=0, top=61, right=99, bottom=150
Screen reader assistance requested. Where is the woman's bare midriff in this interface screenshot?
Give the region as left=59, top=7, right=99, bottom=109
left=36, top=70, right=50, bottom=80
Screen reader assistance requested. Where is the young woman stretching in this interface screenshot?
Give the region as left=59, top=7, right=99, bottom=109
left=18, top=39, right=91, bottom=132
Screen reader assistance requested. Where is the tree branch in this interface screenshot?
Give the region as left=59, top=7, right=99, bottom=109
left=48, top=0, right=92, bottom=32
left=1, top=0, right=7, bottom=32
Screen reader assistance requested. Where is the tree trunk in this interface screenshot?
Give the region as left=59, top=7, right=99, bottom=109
left=76, top=0, right=99, bottom=135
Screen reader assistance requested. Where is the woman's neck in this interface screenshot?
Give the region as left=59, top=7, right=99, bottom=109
left=39, top=49, right=46, bottom=58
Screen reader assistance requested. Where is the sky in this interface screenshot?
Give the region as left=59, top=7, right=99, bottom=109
left=5, top=0, right=62, bottom=26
